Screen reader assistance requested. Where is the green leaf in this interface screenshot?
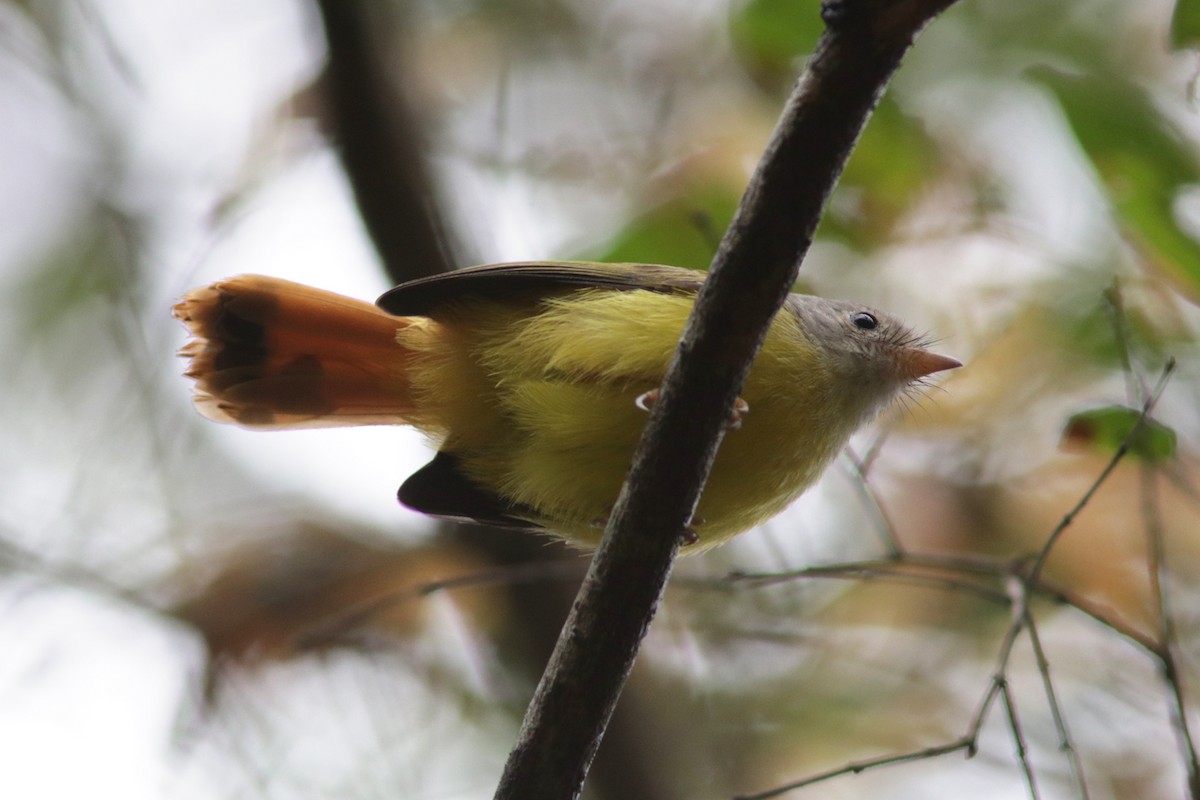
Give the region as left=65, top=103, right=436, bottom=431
left=730, top=0, right=824, bottom=76
left=1035, top=69, right=1200, bottom=303
left=818, top=96, right=941, bottom=248
left=1062, top=405, right=1177, bottom=461
left=589, top=184, right=740, bottom=270
left=1172, top=0, right=1200, bottom=50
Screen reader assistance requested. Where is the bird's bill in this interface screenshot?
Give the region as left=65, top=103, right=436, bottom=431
left=900, top=349, right=962, bottom=379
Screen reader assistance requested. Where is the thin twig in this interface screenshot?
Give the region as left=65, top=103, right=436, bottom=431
left=858, top=430, right=892, bottom=477
left=996, top=571, right=1041, bottom=799
left=701, top=549, right=1162, bottom=654
left=722, top=349, right=1178, bottom=799
left=295, top=559, right=588, bottom=650
left=730, top=561, right=1039, bottom=800
left=842, top=444, right=905, bottom=557
left=999, top=677, right=1042, bottom=800
left=1031, top=578, right=1159, bottom=655
left=0, top=536, right=157, bottom=614
left=1024, top=610, right=1091, bottom=799
left=1103, top=281, right=1147, bottom=400
left=717, top=561, right=1008, bottom=603
left=734, top=646, right=1018, bottom=800
left=1027, top=358, right=1177, bottom=584
left=718, top=552, right=1027, bottom=597
left=1142, top=459, right=1200, bottom=796
left=1108, top=282, right=1200, bottom=797
left=733, top=738, right=974, bottom=800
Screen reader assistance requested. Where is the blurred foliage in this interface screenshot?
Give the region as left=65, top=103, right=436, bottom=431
left=817, top=95, right=946, bottom=247
left=1035, top=67, right=1200, bottom=302
left=729, top=0, right=823, bottom=81
left=1063, top=404, right=1178, bottom=461
left=592, top=182, right=737, bottom=270
left=1172, top=0, right=1200, bottom=49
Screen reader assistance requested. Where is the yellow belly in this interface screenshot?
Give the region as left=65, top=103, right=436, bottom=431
left=401, top=289, right=850, bottom=550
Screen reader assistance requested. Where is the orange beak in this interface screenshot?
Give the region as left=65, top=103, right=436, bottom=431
left=900, top=349, right=962, bottom=380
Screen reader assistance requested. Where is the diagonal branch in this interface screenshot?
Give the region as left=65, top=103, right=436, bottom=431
left=494, top=2, right=964, bottom=798
left=313, top=0, right=457, bottom=282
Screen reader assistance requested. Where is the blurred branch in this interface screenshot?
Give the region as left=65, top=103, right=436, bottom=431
left=1139, top=420, right=1199, bottom=793
left=1109, top=278, right=1200, bottom=797
left=1028, top=358, right=1176, bottom=583
left=725, top=356, right=1181, bottom=799
left=733, top=566, right=1048, bottom=800
left=735, top=738, right=975, bottom=800
left=296, top=557, right=588, bottom=651
left=844, top=441, right=904, bottom=556
left=1026, top=611, right=1091, bottom=799
left=310, top=5, right=677, bottom=797
left=313, top=0, right=456, bottom=282
left=0, top=536, right=156, bottom=614
left=494, top=1, right=963, bottom=798
left=702, top=552, right=1160, bottom=653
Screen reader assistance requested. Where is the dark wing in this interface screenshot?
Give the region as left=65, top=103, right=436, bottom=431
left=398, top=451, right=544, bottom=531
left=376, top=261, right=705, bottom=316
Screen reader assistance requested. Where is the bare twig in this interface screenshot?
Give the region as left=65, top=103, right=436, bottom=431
left=843, top=444, right=905, bottom=557
left=1027, top=358, right=1177, bottom=583
left=735, top=653, right=1025, bottom=800
left=723, top=552, right=1017, bottom=589
left=1025, top=609, right=1091, bottom=800
left=856, top=430, right=892, bottom=477
left=1140, top=423, right=1200, bottom=796
left=713, top=559, right=1009, bottom=603
left=296, top=559, right=589, bottom=650
left=701, top=547, right=1161, bottom=654
left=1106, top=284, right=1200, bottom=797
left=995, top=572, right=1040, bottom=798
left=725, top=561, right=1059, bottom=798
left=494, top=2, right=964, bottom=797
left=1033, top=578, right=1160, bottom=655
left=999, top=676, right=1042, bottom=800
left=722, top=354, right=1179, bottom=799
left=733, top=738, right=974, bottom=800
left=1103, top=281, right=1147, bottom=400
left=0, top=536, right=157, bottom=614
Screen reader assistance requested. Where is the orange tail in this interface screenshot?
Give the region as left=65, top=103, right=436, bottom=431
left=173, top=275, right=419, bottom=429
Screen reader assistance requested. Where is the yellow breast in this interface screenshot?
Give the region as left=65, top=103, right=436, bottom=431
left=401, top=289, right=849, bottom=550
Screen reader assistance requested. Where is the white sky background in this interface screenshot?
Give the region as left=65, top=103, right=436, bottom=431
left=0, top=3, right=436, bottom=798
left=0, top=0, right=1194, bottom=798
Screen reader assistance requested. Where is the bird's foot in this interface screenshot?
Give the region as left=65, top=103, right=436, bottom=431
left=635, top=389, right=749, bottom=430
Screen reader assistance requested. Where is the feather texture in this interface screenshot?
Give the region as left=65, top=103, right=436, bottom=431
left=173, top=275, right=420, bottom=429
left=175, top=263, right=959, bottom=551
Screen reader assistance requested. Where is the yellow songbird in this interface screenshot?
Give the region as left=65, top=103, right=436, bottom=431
left=174, top=262, right=959, bottom=551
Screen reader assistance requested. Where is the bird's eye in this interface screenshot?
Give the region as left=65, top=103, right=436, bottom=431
left=851, top=312, right=877, bottom=330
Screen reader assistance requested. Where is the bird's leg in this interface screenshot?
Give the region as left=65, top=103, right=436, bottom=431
left=726, top=397, right=750, bottom=431
left=635, top=389, right=750, bottom=430
left=634, top=388, right=659, bottom=413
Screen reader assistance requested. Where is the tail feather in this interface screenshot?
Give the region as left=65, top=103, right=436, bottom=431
left=173, top=274, right=418, bottom=429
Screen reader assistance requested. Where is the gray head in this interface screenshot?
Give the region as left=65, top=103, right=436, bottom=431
left=784, top=293, right=961, bottom=423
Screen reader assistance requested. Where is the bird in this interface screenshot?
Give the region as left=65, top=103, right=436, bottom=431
left=173, top=261, right=960, bottom=552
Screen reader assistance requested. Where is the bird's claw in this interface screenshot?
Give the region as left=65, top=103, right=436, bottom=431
left=635, top=389, right=659, bottom=413
left=635, top=390, right=749, bottom=431
left=726, top=397, right=749, bottom=431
